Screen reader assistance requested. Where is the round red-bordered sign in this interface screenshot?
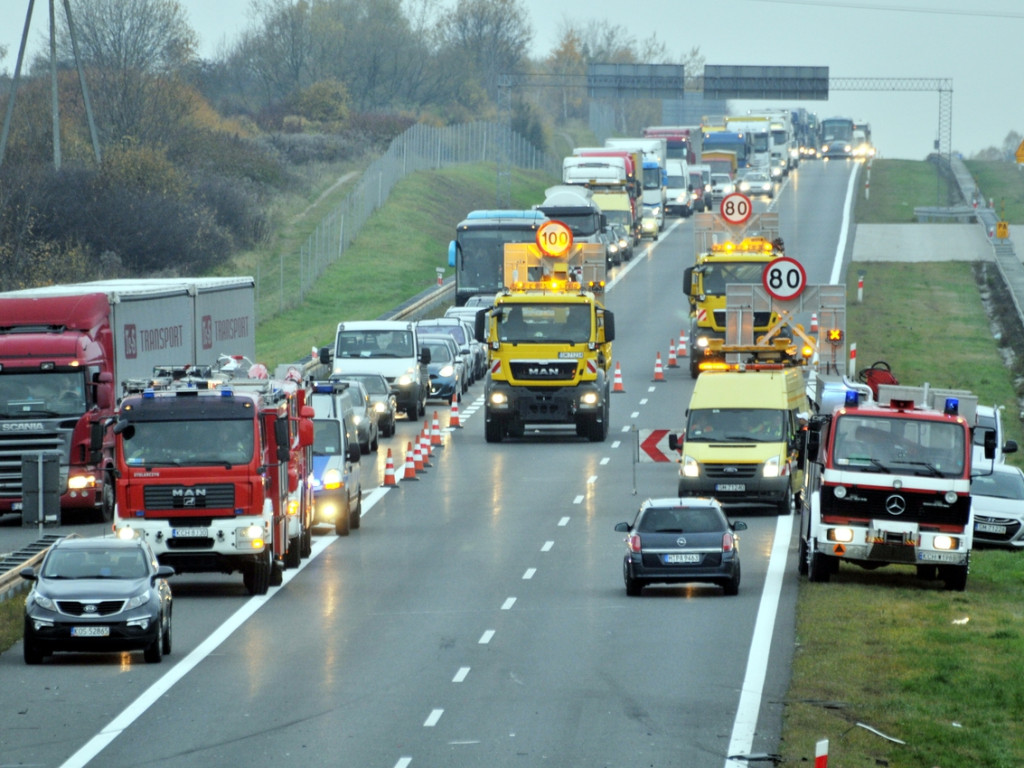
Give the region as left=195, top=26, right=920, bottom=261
left=762, top=257, right=807, bottom=301
left=719, top=192, right=752, bottom=225
left=536, top=219, right=573, bottom=257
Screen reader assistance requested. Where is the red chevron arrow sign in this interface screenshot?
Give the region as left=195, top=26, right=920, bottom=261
left=638, top=429, right=676, bottom=463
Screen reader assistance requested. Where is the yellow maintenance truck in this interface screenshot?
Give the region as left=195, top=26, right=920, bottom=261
left=474, top=234, right=614, bottom=442
left=683, top=213, right=787, bottom=378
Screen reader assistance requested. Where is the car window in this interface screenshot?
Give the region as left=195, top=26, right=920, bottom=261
left=972, top=470, right=1024, bottom=499
left=639, top=507, right=722, bottom=533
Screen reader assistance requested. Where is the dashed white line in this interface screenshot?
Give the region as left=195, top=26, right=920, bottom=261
left=630, top=411, right=640, bottom=418
left=479, top=630, right=495, bottom=644
left=600, top=457, right=610, bottom=465
left=639, top=398, right=648, bottom=405
left=522, top=568, right=536, bottom=580
left=541, top=541, right=554, bottom=551
left=647, top=385, right=656, bottom=392
left=558, top=517, right=570, bottom=526
left=573, top=495, right=584, bottom=504
left=620, top=425, right=630, bottom=432
left=611, top=440, right=621, bottom=448
left=501, top=597, right=516, bottom=610
left=452, top=667, right=470, bottom=683
left=586, top=475, right=597, bottom=484
left=424, top=709, right=444, bottom=727
left=394, top=758, right=412, bottom=768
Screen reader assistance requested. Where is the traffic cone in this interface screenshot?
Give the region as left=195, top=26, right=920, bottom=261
left=810, top=313, right=819, bottom=333
left=382, top=449, right=397, bottom=486
left=431, top=412, right=443, bottom=446
left=402, top=442, right=418, bottom=480
left=678, top=331, right=688, bottom=357
left=653, top=352, right=665, bottom=382
left=421, top=428, right=434, bottom=463
left=449, top=394, right=463, bottom=428
left=417, top=431, right=430, bottom=467
left=613, top=362, right=625, bottom=393
left=667, top=339, right=678, bottom=368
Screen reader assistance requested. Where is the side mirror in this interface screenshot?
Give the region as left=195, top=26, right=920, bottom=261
left=420, top=346, right=431, bottom=365
left=682, top=266, right=694, bottom=297
left=474, top=310, right=488, bottom=342
left=613, top=522, right=630, bottom=533
left=983, top=428, right=997, bottom=460
left=1003, top=439, right=1018, bottom=456
left=319, top=346, right=332, bottom=365
left=668, top=433, right=681, bottom=451
left=603, top=310, right=615, bottom=343
left=274, top=419, right=290, bottom=462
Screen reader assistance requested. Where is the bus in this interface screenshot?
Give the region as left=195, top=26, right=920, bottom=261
left=818, top=116, right=855, bottom=159
left=448, top=210, right=547, bottom=306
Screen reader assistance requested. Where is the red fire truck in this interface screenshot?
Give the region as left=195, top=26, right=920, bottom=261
left=113, top=362, right=314, bottom=594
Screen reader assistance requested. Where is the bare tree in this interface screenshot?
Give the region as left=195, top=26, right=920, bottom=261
left=56, top=0, right=198, bottom=146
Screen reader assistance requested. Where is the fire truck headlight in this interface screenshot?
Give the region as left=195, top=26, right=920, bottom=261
left=681, top=455, right=700, bottom=478
left=763, top=456, right=781, bottom=478
left=828, top=527, right=855, bottom=543
left=68, top=475, right=97, bottom=490
left=287, top=499, right=299, bottom=517
left=236, top=525, right=266, bottom=550
left=833, top=485, right=848, bottom=499
left=934, top=535, right=958, bottom=551
left=944, top=491, right=958, bottom=504
left=116, top=526, right=139, bottom=541
left=580, top=392, right=599, bottom=406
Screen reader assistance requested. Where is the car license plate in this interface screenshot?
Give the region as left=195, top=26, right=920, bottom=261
left=71, top=626, right=110, bottom=637
left=172, top=527, right=208, bottom=538
left=976, top=522, right=1007, bottom=534
left=715, top=483, right=745, bottom=492
left=664, top=553, right=701, bottom=564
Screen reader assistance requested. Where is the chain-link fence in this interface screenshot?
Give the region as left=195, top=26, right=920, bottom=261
left=256, top=121, right=559, bottom=321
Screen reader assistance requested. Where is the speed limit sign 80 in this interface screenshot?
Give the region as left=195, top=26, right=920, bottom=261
left=762, top=257, right=807, bottom=300
left=719, top=192, right=752, bottom=225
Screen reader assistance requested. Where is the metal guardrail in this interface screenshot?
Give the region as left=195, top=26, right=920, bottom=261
left=0, top=533, right=69, bottom=602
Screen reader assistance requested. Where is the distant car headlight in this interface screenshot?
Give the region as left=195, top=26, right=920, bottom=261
left=29, top=592, right=56, bottom=611
left=373, top=402, right=387, bottom=413
left=126, top=590, right=152, bottom=611
left=763, top=455, right=781, bottom=478
left=618, top=238, right=628, bottom=249
left=396, top=374, right=413, bottom=386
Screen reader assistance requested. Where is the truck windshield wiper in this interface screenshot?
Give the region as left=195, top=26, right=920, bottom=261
left=893, top=459, right=944, bottom=476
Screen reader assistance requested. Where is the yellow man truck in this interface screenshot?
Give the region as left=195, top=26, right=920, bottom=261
left=475, top=240, right=614, bottom=442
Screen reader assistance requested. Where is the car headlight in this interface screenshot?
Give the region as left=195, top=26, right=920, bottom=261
left=763, top=455, right=781, bottom=478
left=681, top=455, right=700, bottom=478
left=126, top=590, right=151, bottom=610
left=396, top=374, right=413, bottom=386
left=580, top=391, right=599, bottom=406
left=351, top=414, right=363, bottom=425
left=439, top=365, right=454, bottom=377
left=29, top=592, right=56, bottom=611
left=321, top=468, right=342, bottom=490
left=618, top=238, right=628, bottom=249
left=374, top=402, right=387, bottom=413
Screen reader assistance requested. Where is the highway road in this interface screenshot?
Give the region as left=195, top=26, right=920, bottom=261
left=0, top=159, right=861, bottom=768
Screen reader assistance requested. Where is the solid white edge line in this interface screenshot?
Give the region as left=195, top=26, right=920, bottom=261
left=830, top=165, right=860, bottom=285
left=723, top=513, right=795, bottom=767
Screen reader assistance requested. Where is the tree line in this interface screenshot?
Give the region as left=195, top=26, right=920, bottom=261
left=0, top=0, right=704, bottom=291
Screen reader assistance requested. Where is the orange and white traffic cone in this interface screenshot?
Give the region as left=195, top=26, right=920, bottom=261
left=431, top=411, right=443, bottom=446
left=449, top=394, right=462, bottom=428
left=810, top=313, right=819, bottom=333
left=613, top=362, right=625, bottom=393
left=403, top=442, right=418, bottom=480
left=418, top=429, right=432, bottom=466
left=667, top=339, right=678, bottom=368
left=382, top=448, right=397, bottom=486
left=653, top=352, right=665, bottom=382
left=678, top=331, right=688, bottom=357
left=413, top=439, right=425, bottom=471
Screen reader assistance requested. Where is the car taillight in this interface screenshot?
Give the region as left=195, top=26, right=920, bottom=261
left=628, top=534, right=642, bottom=553
left=722, top=532, right=735, bottom=552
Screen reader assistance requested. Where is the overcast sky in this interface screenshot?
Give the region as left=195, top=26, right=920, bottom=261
left=3, top=0, right=1023, bottom=160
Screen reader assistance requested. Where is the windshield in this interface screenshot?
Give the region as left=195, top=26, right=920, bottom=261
left=686, top=408, right=786, bottom=443
left=123, top=419, right=255, bottom=466
left=700, top=262, right=767, bottom=294
left=336, top=330, right=413, bottom=358
left=833, top=415, right=965, bottom=475
left=604, top=209, right=631, bottom=228
left=313, top=419, right=342, bottom=456
left=0, top=371, right=87, bottom=417
left=642, top=167, right=661, bottom=190
left=455, top=228, right=536, bottom=294
left=424, top=341, right=454, bottom=363
left=43, top=547, right=149, bottom=579
left=346, top=374, right=388, bottom=395
left=497, top=303, right=592, bottom=344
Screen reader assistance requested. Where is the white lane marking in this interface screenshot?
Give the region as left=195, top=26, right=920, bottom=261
left=586, top=475, right=597, bottom=484
left=573, top=495, right=584, bottom=504
left=620, top=425, right=630, bottom=432
left=479, top=630, right=495, bottom=644
left=424, top=709, right=444, bottom=727
left=501, top=597, right=516, bottom=610
left=522, top=568, right=536, bottom=580
left=452, top=667, right=470, bottom=683
left=558, top=517, right=569, bottom=526
left=599, top=457, right=610, bottom=465
left=639, top=398, right=648, bottom=405
left=647, top=386, right=656, bottom=393
left=394, top=759, right=412, bottom=768
left=830, top=165, right=860, bottom=285
left=630, top=411, right=640, bottom=419
left=611, top=440, right=621, bottom=449
left=723, top=514, right=795, bottom=768
left=541, top=541, right=554, bottom=552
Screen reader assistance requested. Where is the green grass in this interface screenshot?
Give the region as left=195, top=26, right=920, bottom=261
left=855, top=159, right=956, bottom=223
left=964, top=160, right=1024, bottom=223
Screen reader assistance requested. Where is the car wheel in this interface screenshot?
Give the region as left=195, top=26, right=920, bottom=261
left=244, top=550, right=271, bottom=595
left=270, top=560, right=284, bottom=587
left=689, top=357, right=701, bottom=380
left=285, top=534, right=301, bottom=568
left=916, top=564, right=939, bottom=580
left=370, top=428, right=379, bottom=453
left=144, top=628, right=163, bottom=664
left=350, top=488, right=362, bottom=531
left=723, top=564, right=741, bottom=596
left=161, top=609, right=172, bottom=655
left=941, top=564, right=968, bottom=592
left=778, top=486, right=792, bottom=515
left=485, top=417, right=504, bottom=443
left=624, top=563, right=644, bottom=597
left=23, top=633, right=45, bottom=665
left=587, top=416, right=608, bottom=442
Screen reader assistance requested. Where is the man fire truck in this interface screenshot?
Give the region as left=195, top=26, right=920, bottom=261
left=475, top=222, right=614, bottom=443
left=683, top=212, right=786, bottom=378
left=113, top=359, right=314, bottom=595
left=799, top=379, right=985, bottom=591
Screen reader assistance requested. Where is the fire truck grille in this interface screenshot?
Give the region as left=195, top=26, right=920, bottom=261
left=143, top=484, right=235, bottom=510
left=823, top=486, right=970, bottom=526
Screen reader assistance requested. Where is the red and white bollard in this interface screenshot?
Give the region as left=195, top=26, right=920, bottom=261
left=848, top=342, right=857, bottom=378
left=815, top=738, right=829, bottom=768
left=857, top=274, right=864, bottom=303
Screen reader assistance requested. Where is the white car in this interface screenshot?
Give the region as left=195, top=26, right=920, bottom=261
left=738, top=171, right=775, bottom=199
left=973, top=404, right=1018, bottom=467
left=971, top=463, right=1024, bottom=548
left=709, top=173, right=735, bottom=201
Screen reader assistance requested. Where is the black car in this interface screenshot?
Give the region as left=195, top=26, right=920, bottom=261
left=613, top=497, right=747, bottom=596
left=21, top=536, right=174, bottom=664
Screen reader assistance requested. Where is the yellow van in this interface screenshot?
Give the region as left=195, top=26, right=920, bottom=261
left=672, top=366, right=809, bottom=513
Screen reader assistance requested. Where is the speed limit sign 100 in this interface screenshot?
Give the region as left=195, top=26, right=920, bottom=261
left=536, top=219, right=573, bottom=257
left=762, top=257, right=807, bottom=301
left=719, top=192, right=752, bottom=225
